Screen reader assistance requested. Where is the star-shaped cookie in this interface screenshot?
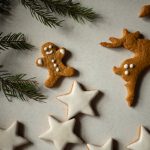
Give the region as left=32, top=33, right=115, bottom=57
left=127, top=126, right=150, bottom=150
left=0, top=121, right=27, bottom=150
left=87, top=138, right=113, bottom=150
left=57, top=81, right=99, bottom=119
left=39, top=116, right=82, bottom=150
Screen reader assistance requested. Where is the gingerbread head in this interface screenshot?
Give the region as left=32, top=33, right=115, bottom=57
left=36, top=42, right=75, bottom=88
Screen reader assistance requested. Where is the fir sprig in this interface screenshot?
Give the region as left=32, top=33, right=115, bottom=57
left=20, top=0, right=62, bottom=27
left=0, top=32, right=34, bottom=51
left=41, top=0, right=99, bottom=23
left=0, top=0, right=11, bottom=15
left=20, top=0, right=98, bottom=27
left=0, top=70, right=46, bottom=101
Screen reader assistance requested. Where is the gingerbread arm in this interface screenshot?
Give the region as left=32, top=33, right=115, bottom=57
left=36, top=57, right=47, bottom=68
left=55, top=48, right=65, bottom=60
left=100, top=37, right=124, bottom=48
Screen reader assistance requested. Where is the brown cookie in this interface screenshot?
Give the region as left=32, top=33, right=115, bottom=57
left=100, top=29, right=150, bottom=106
left=36, top=42, right=75, bottom=88
left=139, top=4, right=150, bottom=17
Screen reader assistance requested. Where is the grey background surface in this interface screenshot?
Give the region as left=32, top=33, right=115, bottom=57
left=0, top=0, right=150, bottom=149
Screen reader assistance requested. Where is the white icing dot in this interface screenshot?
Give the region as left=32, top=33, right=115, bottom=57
left=44, top=47, right=48, bottom=51
left=49, top=45, right=52, bottom=49
left=54, top=63, right=57, bottom=67
left=130, top=64, right=135, bottom=68
left=60, top=48, right=65, bottom=54
left=51, top=59, right=55, bottom=63
left=37, top=59, right=42, bottom=65
left=124, top=64, right=128, bottom=69
left=124, top=70, right=129, bottom=75
left=56, top=67, right=59, bottom=72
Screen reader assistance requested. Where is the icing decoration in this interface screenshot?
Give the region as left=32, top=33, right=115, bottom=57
left=130, top=64, right=134, bottom=68
left=37, top=58, right=42, bottom=65
left=127, top=126, right=150, bottom=150
left=87, top=138, right=113, bottom=150
left=124, top=70, right=129, bottom=75
left=124, top=64, right=129, bottom=69
left=0, top=121, right=27, bottom=149
left=57, top=81, right=98, bottom=119
left=60, top=48, right=65, bottom=54
left=39, top=116, right=82, bottom=150
left=44, top=47, right=48, bottom=51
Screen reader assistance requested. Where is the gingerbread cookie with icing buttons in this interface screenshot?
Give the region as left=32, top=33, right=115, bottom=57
left=139, top=4, right=150, bottom=17
left=36, top=42, right=75, bottom=88
left=100, top=29, right=150, bottom=106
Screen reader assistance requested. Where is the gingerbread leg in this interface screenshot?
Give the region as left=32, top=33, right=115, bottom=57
left=125, top=79, right=137, bottom=106
left=61, top=67, right=75, bottom=77
left=44, top=75, right=60, bottom=88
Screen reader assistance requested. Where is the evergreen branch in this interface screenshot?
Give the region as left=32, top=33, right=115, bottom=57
left=0, top=0, right=11, bottom=15
left=41, top=0, right=99, bottom=23
left=0, top=70, right=46, bottom=101
left=0, top=32, right=34, bottom=51
left=20, top=0, right=62, bottom=27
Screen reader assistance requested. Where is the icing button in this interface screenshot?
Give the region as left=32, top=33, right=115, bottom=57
left=60, top=48, right=65, bottom=54
left=56, top=67, right=59, bottom=72
left=124, top=64, right=128, bottom=69
left=54, top=63, right=57, bottom=67
left=51, top=59, right=55, bottom=63
left=130, top=64, right=135, bottom=68
left=124, top=70, right=129, bottom=75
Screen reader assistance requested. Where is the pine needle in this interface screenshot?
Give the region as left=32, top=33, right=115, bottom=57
left=0, top=32, right=34, bottom=51
left=0, top=70, right=46, bottom=102
left=20, top=0, right=62, bottom=27
left=41, top=0, right=99, bottom=23
left=0, top=0, right=11, bottom=15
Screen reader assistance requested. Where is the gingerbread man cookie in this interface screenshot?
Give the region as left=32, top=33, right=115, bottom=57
left=100, top=29, right=150, bottom=106
left=139, top=4, right=150, bottom=17
left=36, top=42, right=75, bottom=88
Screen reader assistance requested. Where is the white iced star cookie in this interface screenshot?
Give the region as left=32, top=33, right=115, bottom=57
left=0, top=121, right=27, bottom=150
left=127, top=126, right=150, bottom=150
left=39, top=116, right=82, bottom=150
left=87, top=138, right=113, bottom=150
left=57, top=81, right=99, bottom=120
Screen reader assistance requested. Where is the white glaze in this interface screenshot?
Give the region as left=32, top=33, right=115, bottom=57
left=57, top=81, right=98, bottom=119
left=130, top=64, right=135, bottom=68
left=124, top=64, right=129, bottom=69
left=39, top=116, right=82, bottom=150
left=0, top=121, right=27, bottom=149
left=44, top=47, right=48, bottom=51
left=51, top=59, right=55, bottom=63
left=54, top=63, right=57, bottom=67
left=37, top=58, right=42, bottom=65
left=46, top=50, right=53, bottom=55
left=87, top=138, right=113, bottom=150
left=124, top=70, right=129, bottom=75
left=56, top=67, right=59, bottom=72
left=127, top=126, right=150, bottom=150
left=48, top=45, right=52, bottom=49
left=60, top=48, right=65, bottom=54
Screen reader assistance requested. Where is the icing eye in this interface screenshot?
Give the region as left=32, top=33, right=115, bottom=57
left=49, top=45, right=52, bottom=49
left=130, top=64, right=135, bottom=68
left=124, top=70, right=129, bottom=75
left=124, top=64, right=128, bottom=69
left=44, top=47, right=48, bottom=51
